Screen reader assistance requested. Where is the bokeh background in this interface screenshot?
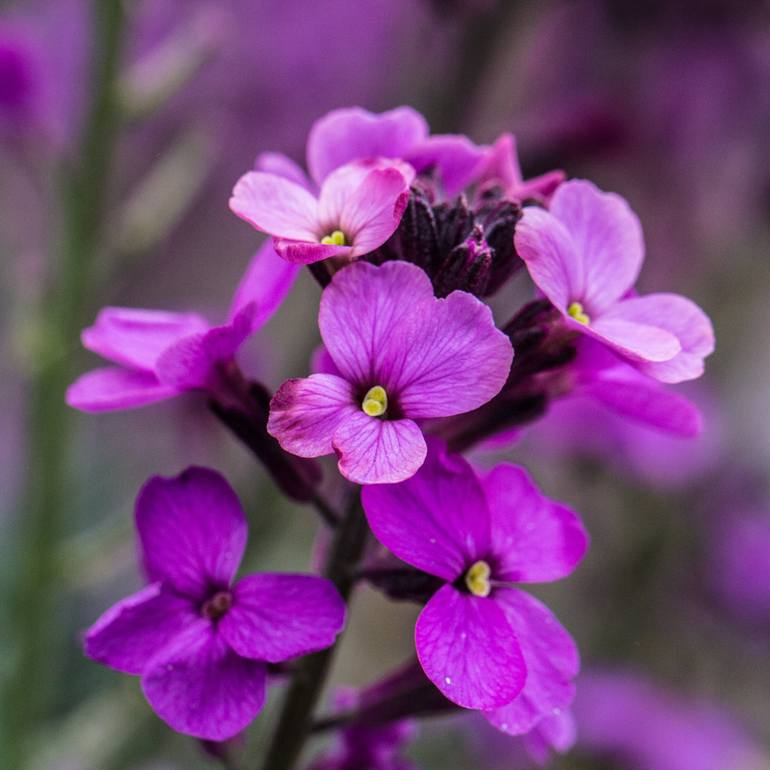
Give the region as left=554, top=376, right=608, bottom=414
left=1, top=1, right=769, bottom=768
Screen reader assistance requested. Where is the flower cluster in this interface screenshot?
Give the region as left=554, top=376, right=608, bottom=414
left=70, top=105, right=714, bottom=764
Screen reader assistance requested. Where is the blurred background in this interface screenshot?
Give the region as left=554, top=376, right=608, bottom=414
left=1, top=1, right=769, bottom=768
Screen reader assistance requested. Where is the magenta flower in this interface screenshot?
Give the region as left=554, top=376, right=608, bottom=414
left=229, top=157, right=411, bottom=265
left=66, top=241, right=298, bottom=412
left=362, top=440, right=588, bottom=733
left=84, top=467, right=345, bottom=740
left=514, top=179, right=714, bottom=382
left=267, top=261, right=513, bottom=484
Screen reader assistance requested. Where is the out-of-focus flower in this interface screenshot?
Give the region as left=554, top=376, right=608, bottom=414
left=85, top=467, right=345, bottom=740
left=66, top=241, right=297, bottom=411
left=362, top=439, right=587, bottom=734
left=573, top=669, right=768, bottom=770
left=267, top=261, right=512, bottom=484
left=229, top=159, right=412, bottom=264
left=515, top=179, right=714, bottom=382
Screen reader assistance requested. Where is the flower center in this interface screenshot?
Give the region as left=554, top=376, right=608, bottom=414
left=567, top=301, right=590, bottom=325
left=361, top=385, right=388, bottom=417
left=201, top=590, right=233, bottom=620
left=320, top=229, right=347, bottom=246
left=464, top=560, right=492, bottom=597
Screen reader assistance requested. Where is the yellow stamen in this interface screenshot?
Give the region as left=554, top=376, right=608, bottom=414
left=465, top=560, right=491, bottom=597
left=567, top=301, right=590, bottom=325
left=320, top=229, right=347, bottom=246
left=361, top=385, right=388, bottom=417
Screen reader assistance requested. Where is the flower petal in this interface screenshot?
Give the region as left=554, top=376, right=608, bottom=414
left=65, top=367, right=179, bottom=412
left=362, top=438, right=490, bottom=580
left=332, top=411, right=427, bottom=485
left=482, top=464, right=588, bottom=583
left=136, top=467, right=247, bottom=599
left=81, top=307, right=209, bottom=370
left=229, top=171, right=320, bottom=241
left=586, top=316, right=681, bottom=362
left=84, top=583, right=197, bottom=675
left=407, top=134, right=487, bottom=197
left=415, top=584, right=526, bottom=710
left=228, top=239, right=301, bottom=329
left=268, top=374, right=358, bottom=458
left=254, top=151, right=313, bottom=189
left=142, top=624, right=266, bottom=741
left=307, top=105, right=428, bottom=184
left=219, top=574, right=345, bottom=663
left=485, top=590, right=579, bottom=735
left=550, top=180, right=644, bottom=313
left=515, top=206, right=582, bottom=310
left=273, top=237, right=353, bottom=265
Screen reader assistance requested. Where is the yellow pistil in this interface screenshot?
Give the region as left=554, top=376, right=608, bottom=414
left=320, top=229, right=347, bottom=246
left=361, top=385, right=388, bottom=417
left=567, top=301, right=590, bottom=325
left=464, top=560, right=492, bottom=597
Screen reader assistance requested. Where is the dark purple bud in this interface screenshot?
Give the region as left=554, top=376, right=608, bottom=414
left=359, top=566, right=444, bottom=604
left=433, top=225, right=492, bottom=297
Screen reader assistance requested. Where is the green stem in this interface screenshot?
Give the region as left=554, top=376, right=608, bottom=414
left=5, top=3, right=125, bottom=766
left=259, top=494, right=369, bottom=770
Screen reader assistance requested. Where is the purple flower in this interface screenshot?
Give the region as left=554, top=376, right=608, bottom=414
left=267, top=261, right=513, bottom=484
left=84, top=467, right=345, bottom=740
left=66, top=241, right=298, bottom=411
left=514, top=179, right=714, bottom=382
left=362, top=439, right=588, bottom=734
left=229, top=157, right=411, bottom=264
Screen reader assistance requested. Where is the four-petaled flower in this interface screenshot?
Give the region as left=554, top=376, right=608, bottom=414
left=267, top=260, right=513, bottom=484
left=514, top=179, right=714, bottom=382
left=362, top=439, right=588, bottom=736
left=84, top=467, right=345, bottom=740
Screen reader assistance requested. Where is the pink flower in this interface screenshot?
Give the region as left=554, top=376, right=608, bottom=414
left=362, top=439, right=588, bottom=734
left=514, top=179, right=714, bottom=382
left=267, top=261, right=513, bottom=484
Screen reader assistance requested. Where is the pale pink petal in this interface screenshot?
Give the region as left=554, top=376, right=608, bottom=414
left=136, top=467, right=247, bottom=599
left=81, top=307, right=208, bottom=370
left=482, top=464, right=588, bottom=583
left=65, top=367, right=179, bottom=412
left=307, top=105, right=428, bottom=184
left=142, top=624, right=266, bottom=740
left=550, top=180, right=644, bottom=313
left=362, top=439, right=490, bottom=581
left=515, top=207, right=583, bottom=309
left=219, top=574, right=345, bottom=662
left=407, top=134, right=487, bottom=197
left=586, top=316, right=681, bottom=362
left=84, top=583, right=198, bottom=675
left=268, top=374, right=358, bottom=458
left=273, top=237, right=353, bottom=265
left=332, top=411, right=427, bottom=485
left=254, top=151, right=312, bottom=189
left=229, top=171, right=320, bottom=241
left=415, top=585, right=526, bottom=710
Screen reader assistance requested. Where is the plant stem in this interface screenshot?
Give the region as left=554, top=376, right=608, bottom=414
left=5, top=2, right=125, bottom=766
left=259, top=493, right=369, bottom=770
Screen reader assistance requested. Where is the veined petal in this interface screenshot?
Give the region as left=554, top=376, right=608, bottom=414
left=415, top=585, right=526, bottom=710
left=65, top=367, right=179, bottom=412
left=482, top=464, right=588, bottom=584
left=142, top=624, right=266, bottom=741
left=229, top=171, right=320, bottom=241
left=332, top=411, right=427, bottom=485
left=273, top=237, right=353, bottom=265
left=84, top=583, right=197, bottom=675
left=586, top=316, right=681, bottom=362
left=550, top=180, right=644, bottom=313
left=268, top=374, right=358, bottom=458
left=219, top=574, right=345, bottom=663
left=362, top=438, right=491, bottom=580
left=136, top=467, right=247, bottom=599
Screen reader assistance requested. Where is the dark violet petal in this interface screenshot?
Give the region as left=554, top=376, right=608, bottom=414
left=362, top=438, right=490, bottom=580
left=220, top=574, right=345, bottom=663
left=84, top=583, right=197, bottom=675
left=66, top=367, right=179, bottom=412
left=332, top=411, right=427, bottom=485
left=136, top=467, right=247, bottom=598
left=482, top=464, right=588, bottom=584
left=142, top=624, right=266, bottom=741
left=268, top=374, right=358, bottom=458
left=415, top=584, right=526, bottom=710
